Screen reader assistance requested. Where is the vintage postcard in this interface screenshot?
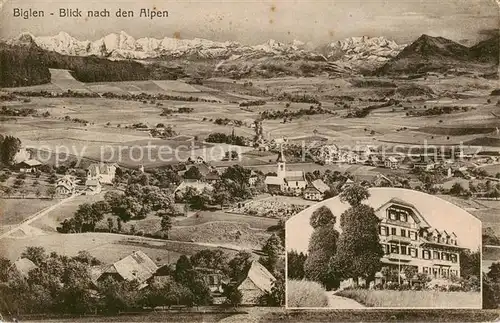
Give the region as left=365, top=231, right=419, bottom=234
left=0, top=0, right=499, bottom=322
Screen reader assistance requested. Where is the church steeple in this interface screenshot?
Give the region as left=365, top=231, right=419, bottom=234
left=277, top=144, right=286, bottom=178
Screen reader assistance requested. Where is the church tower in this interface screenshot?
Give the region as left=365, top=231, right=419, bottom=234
left=276, top=144, right=286, bottom=179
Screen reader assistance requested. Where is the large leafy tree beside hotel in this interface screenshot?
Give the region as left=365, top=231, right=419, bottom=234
left=304, top=206, right=340, bottom=290
left=332, top=184, right=383, bottom=287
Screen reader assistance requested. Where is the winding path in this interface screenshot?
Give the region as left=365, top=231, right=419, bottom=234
left=325, top=292, right=366, bottom=309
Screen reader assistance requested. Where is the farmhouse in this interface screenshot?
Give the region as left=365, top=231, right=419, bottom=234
left=85, top=179, right=102, bottom=195
left=384, top=156, right=400, bottom=169
left=56, top=175, right=77, bottom=196
left=94, top=251, right=158, bottom=287
left=16, top=159, right=42, bottom=173
left=237, top=261, right=276, bottom=305
left=87, top=162, right=117, bottom=184
left=174, top=180, right=213, bottom=200
left=264, top=147, right=307, bottom=195
left=303, top=179, right=329, bottom=201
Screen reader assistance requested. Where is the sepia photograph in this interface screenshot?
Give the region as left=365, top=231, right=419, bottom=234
left=0, top=0, right=499, bottom=321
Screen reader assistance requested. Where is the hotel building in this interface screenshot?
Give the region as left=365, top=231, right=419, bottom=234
left=376, top=198, right=463, bottom=280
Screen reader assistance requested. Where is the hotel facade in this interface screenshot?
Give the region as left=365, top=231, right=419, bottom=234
left=376, top=198, right=463, bottom=281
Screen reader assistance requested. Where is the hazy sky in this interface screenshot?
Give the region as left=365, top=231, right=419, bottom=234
left=0, top=0, right=498, bottom=46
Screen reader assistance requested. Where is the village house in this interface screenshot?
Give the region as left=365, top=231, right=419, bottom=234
left=303, top=179, right=330, bottom=201
left=264, top=147, right=307, bottom=195
left=319, top=144, right=339, bottom=165
left=236, top=261, right=276, bottom=305
left=14, top=147, right=31, bottom=164
left=384, top=156, right=400, bottom=169
left=86, top=163, right=117, bottom=185
left=56, top=175, right=77, bottom=196
left=92, top=251, right=158, bottom=288
left=248, top=171, right=259, bottom=186
left=205, top=170, right=221, bottom=184
left=8, top=258, right=38, bottom=279
left=174, top=180, right=213, bottom=201
left=85, top=179, right=102, bottom=195
left=16, top=159, right=42, bottom=173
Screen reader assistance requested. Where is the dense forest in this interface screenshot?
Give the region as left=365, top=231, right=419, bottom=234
left=0, top=42, right=186, bottom=87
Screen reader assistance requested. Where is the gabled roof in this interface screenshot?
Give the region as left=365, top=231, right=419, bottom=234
left=285, top=176, right=306, bottom=182
left=11, top=258, right=37, bottom=277
left=376, top=197, right=431, bottom=228
left=239, top=261, right=276, bottom=293
left=85, top=179, right=100, bottom=186
left=311, top=179, right=329, bottom=193
left=175, top=180, right=213, bottom=193
left=386, top=156, right=399, bottom=163
left=103, top=251, right=158, bottom=284
left=265, top=176, right=283, bottom=186
left=19, top=159, right=41, bottom=167
left=205, top=171, right=220, bottom=181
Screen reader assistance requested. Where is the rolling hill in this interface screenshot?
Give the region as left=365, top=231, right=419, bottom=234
left=377, top=34, right=499, bottom=75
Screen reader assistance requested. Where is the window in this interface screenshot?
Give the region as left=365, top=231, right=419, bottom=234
left=423, top=250, right=430, bottom=259
left=400, top=213, right=408, bottom=222
left=442, top=253, right=449, bottom=261
left=389, top=210, right=398, bottom=220
left=410, top=248, right=417, bottom=258
left=401, top=246, right=407, bottom=255
left=380, top=226, right=388, bottom=236
left=391, top=227, right=397, bottom=235
left=391, top=244, right=399, bottom=254
left=401, top=229, right=406, bottom=237
left=381, top=244, right=389, bottom=254
left=433, top=251, right=440, bottom=259
left=451, top=254, right=457, bottom=263
left=410, top=232, right=417, bottom=240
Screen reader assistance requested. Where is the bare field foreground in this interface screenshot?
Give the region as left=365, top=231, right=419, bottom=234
left=335, top=289, right=481, bottom=308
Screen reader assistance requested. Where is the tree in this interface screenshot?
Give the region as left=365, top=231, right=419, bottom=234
left=260, top=233, right=283, bottom=274
left=0, top=257, right=11, bottom=282
left=160, top=214, right=173, bottom=238
left=175, top=255, right=193, bottom=283
left=309, top=205, right=335, bottom=229
left=332, top=185, right=383, bottom=288
left=190, top=249, right=228, bottom=270
left=340, top=183, right=370, bottom=207
left=450, top=182, right=464, bottom=196
left=0, top=135, right=21, bottom=165
left=223, top=285, right=242, bottom=307
left=183, top=166, right=202, bottom=180
left=227, top=251, right=252, bottom=281
left=259, top=274, right=285, bottom=306
left=460, top=249, right=481, bottom=279
left=304, top=220, right=340, bottom=290
left=220, top=165, right=252, bottom=199
left=117, top=217, right=122, bottom=232
left=47, top=186, right=56, bottom=199
left=21, top=246, right=46, bottom=266
left=107, top=217, right=114, bottom=232
left=287, top=251, right=307, bottom=280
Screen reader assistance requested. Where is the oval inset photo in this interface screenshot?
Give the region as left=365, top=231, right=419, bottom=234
left=286, top=186, right=481, bottom=309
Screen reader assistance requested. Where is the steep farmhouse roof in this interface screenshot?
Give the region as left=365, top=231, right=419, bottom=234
left=100, top=251, right=158, bottom=284
left=19, top=159, right=42, bottom=167
left=11, top=258, right=38, bottom=277
left=311, top=179, right=329, bottom=193
left=239, top=261, right=276, bottom=293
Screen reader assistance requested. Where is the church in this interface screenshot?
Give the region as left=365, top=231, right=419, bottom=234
left=264, top=147, right=307, bottom=195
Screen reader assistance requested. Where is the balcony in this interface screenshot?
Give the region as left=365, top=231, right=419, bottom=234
left=386, top=253, right=413, bottom=262
left=382, top=218, right=419, bottom=229
left=433, top=259, right=453, bottom=266
left=421, top=240, right=464, bottom=250
left=386, top=235, right=412, bottom=244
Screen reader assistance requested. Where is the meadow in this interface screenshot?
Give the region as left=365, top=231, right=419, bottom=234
left=335, top=289, right=481, bottom=308
left=286, top=280, right=329, bottom=308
